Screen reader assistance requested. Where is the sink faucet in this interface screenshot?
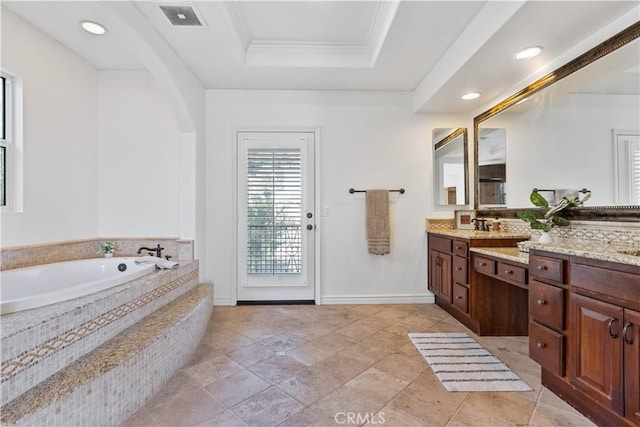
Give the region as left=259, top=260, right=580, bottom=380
left=471, top=218, right=489, bottom=231
left=137, top=244, right=164, bottom=258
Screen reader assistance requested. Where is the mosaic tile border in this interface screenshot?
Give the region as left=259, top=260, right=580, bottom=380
left=1, top=271, right=198, bottom=382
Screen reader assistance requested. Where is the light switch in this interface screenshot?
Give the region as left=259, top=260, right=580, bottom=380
left=322, top=206, right=330, bottom=217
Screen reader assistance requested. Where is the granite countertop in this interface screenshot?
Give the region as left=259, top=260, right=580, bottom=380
left=470, top=247, right=529, bottom=265
left=522, top=241, right=640, bottom=267
left=426, top=229, right=531, bottom=240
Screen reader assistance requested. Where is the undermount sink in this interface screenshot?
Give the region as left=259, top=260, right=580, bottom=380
left=617, top=249, right=640, bottom=256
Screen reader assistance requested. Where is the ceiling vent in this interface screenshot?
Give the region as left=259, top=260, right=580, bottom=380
left=160, top=5, right=203, bottom=27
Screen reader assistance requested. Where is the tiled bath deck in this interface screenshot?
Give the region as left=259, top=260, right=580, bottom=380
left=122, top=304, right=595, bottom=427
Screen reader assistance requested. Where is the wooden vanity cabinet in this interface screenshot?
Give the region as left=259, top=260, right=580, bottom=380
left=532, top=250, right=640, bottom=427
left=427, top=232, right=527, bottom=334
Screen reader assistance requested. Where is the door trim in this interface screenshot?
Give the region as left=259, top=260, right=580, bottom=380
left=231, top=127, right=321, bottom=306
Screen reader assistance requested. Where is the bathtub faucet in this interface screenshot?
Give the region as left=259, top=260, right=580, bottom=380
left=137, top=244, right=164, bottom=258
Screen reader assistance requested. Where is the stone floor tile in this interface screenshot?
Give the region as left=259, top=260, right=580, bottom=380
left=366, top=330, right=410, bottom=351
left=144, top=371, right=201, bottom=410
left=529, top=404, right=598, bottom=427
left=334, top=321, right=378, bottom=342
left=184, top=343, right=227, bottom=368
left=364, top=406, right=424, bottom=427
left=445, top=391, right=536, bottom=426
left=313, top=352, right=372, bottom=383
left=202, top=329, right=255, bottom=353
left=147, top=387, right=226, bottom=427
left=277, top=367, right=343, bottom=405
left=195, top=410, right=249, bottom=427
left=247, top=355, right=307, bottom=384
left=373, top=353, right=428, bottom=383
left=259, top=332, right=307, bottom=354
left=227, top=342, right=276, bottom=367
left=182, top=355, right=245, bottom=387
left=120, top=408, right=158, bottom=427
left=205, top=369, right=271, bottom=407
left=232, top=387, right=304, bottom=427
left=276, top=407, right=336, bottom=427
left=307, top=386, right=387, bottom=422
left=286, top=339, right=343, bottom=366
left=345, top=367, right=409, bottom=403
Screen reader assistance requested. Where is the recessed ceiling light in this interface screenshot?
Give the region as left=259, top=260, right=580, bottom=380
left=514, top=46, right=543, bottom=60
left=461, top=92, right=481, bottom=101
left=80, top=21, right=107, bottom=35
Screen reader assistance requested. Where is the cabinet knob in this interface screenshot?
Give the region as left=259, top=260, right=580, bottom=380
left=504, top=270, right=513, bottom=275
left=536, top=342, right=546, bottom=348
left=456, top=296, right=463, bottom=299
left=479, top=262, right=486, bottom=266
left=537, top=265, right=547, bottom=271
left=456, top=267, right=462, bottom=271
left=537, top=300, right=546, bottom=306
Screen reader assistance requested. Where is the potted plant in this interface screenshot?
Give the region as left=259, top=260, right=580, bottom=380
left=517, top=190, right=590, bottom=243
left=100, top=241, right=116, bottom=257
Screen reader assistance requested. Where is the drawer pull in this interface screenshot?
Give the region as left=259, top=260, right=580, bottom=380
left=456, top=296, right=463, bottom=300
left=608, top=317, right=620, bottom=339
left=479, top=262, right=486, bottom=266
left=456, top=267, right=463, bottom=271
left=504, top=270, right=513, bottom=275
left=537, top=299, right=547, bottom=306
left=536, top=342, right=546, bottom=348
left=455, top=246, right=461, bottom=250
left=623, top=323, right=634, bottom=345
left=537, top=265, right=547, bottom=271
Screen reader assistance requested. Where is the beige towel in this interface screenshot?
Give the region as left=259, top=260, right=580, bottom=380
left=366, top=189, right=390, bottom=255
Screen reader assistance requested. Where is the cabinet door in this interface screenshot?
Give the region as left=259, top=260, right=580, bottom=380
left=570, top=293, right=624, bottom=414
left=439, top=253, right=453, bottom=304
left=624, top=309, right=640, bottom=424
left=428, top=250, right=439, bottom=294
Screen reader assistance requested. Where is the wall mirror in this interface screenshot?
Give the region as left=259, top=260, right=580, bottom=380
left=433, top=128, right=468, bottom=205
left=474, top=22, right=640, bottom=220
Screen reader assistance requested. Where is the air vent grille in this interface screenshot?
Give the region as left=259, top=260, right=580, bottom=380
left=159, top=5, right=202, bottom=27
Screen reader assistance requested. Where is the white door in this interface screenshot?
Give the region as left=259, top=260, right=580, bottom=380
left=615, top=132, right=640, bottom=204
left=237, top=132, right=315, bottom=302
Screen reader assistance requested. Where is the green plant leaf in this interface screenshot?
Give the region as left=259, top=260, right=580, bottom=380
left=517, top=210, right=540, bottom=222
left=551, top=216, right=570, bottom=227
left=530, top=192, right=549, bottom=208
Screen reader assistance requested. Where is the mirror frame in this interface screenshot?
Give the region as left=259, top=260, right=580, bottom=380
left=434, top=128, right=469, bottom=206
left=473, top=21, right=640, bottom=221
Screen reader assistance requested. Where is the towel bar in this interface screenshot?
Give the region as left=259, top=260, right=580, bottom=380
left=349, top=188, right=405, bottom=194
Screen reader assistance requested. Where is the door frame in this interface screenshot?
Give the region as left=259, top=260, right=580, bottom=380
left=231, top=127, right=321, bottom=306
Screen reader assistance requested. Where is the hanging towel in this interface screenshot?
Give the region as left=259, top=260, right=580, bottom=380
left=134, top=256, right=179, bottom=270
left=366, top=189, right=391, bottom=255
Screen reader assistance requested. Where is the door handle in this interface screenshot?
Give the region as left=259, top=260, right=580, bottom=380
left=306, top=224, right=314, bottom=230
left=623, top=322, right=634, bottom=345
left=608, top=317, right=619, bottom=339
left=307, top=212, right=313, bottom=219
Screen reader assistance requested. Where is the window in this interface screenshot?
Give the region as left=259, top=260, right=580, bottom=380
left=1, top=70, right=23, bottom=213
left=1, top=74, right=9, bottom=208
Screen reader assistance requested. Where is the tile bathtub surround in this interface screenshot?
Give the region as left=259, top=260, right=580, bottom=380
left=0, top=237, right=193, bottom=271
left=1, top=261, right=200, bottom=406
left=122, top=303, right=595, bottom=427
left=2, top=284, right=213, bottom=426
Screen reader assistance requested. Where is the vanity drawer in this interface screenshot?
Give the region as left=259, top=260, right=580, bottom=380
left=430, top=236, right=452, bottom=254
left=453, top=256, right=468, bottom=284
left=474, top=256, right=495, bottom=275
left=497, top=261, right=527, bottom=286
left=529, top=321, right=564, bottom=376
left=452, top=240, right=468, bottom=257
left=529, top=280, right=564, bottom=331
left=530, top=254, right=564, bottom=283
left=452, top=283, right=469, bottom=314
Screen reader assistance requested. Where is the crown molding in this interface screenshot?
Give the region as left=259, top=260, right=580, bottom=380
left=222, top=0, right=399, bottom=68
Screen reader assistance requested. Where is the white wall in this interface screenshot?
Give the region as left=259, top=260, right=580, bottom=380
left=206, top=90, right=468, bottom=304
left=97, top=70, right=181, bottom=237
left=0, top=9, right=99, bottom=247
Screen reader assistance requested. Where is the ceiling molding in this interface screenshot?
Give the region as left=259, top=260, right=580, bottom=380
left=223, top=0, right=400, bottom=68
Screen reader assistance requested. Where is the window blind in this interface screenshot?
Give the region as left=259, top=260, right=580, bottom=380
left=246, top=148, right=302, bottom=275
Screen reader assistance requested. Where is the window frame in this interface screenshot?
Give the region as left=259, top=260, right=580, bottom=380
left=1, top=73, right=12, bottom=211
left=1, top=69, right=23, bottom=214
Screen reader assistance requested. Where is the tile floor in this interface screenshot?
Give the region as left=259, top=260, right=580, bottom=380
left=122, top=304, right=596, bottom=427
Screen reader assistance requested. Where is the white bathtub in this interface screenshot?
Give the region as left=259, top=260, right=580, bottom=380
left=0, top=258, right=156, bottom=314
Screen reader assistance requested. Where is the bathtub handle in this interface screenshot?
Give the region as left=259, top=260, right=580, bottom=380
left=165, top=255, right=172, bottom=261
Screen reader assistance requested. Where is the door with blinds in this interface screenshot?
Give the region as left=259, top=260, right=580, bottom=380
left=237, top=132, right=315, bottom=302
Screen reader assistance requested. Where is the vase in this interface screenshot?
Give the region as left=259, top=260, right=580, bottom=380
left=539, top=231, right=554, bottom=244
left=104, top=252, right=114, bottom=258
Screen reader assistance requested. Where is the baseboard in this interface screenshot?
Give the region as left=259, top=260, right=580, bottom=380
left=213, top=297, right=232, bottom=306
left=319, top=293, right=435, bottom=305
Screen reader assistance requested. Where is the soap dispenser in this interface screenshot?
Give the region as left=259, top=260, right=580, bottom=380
left=491, top=216, right=501, bottom=232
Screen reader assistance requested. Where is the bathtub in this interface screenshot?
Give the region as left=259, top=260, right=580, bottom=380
left=0, top=257, right=156, bottom=314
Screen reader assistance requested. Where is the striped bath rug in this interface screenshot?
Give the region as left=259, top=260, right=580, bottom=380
left=409, top=332, right=531, bottom=392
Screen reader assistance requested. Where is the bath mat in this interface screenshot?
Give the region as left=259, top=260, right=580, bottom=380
left=409, top=332, right=531, bottom=392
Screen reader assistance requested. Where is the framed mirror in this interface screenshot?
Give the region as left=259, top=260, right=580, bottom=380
left=433, top=128, right=468, bottom=205
left=474, top=22, right=640, bottom=220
